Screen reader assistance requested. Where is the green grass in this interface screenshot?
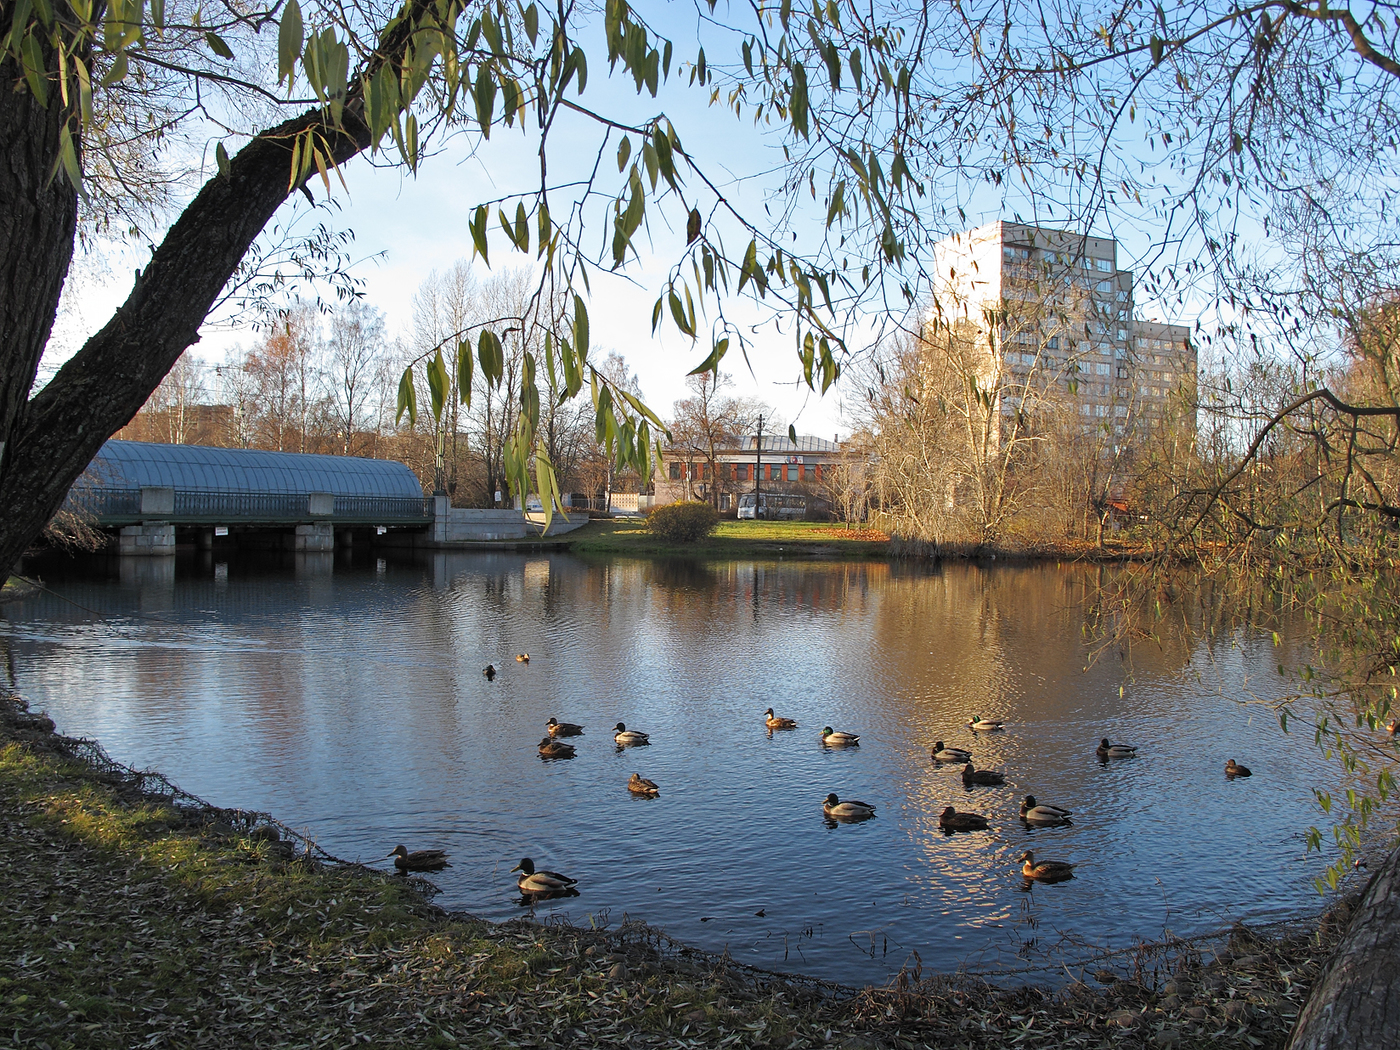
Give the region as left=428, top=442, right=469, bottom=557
left=566, top=518, right=892, bottom=559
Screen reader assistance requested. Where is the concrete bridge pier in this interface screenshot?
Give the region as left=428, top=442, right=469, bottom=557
left=119, top=523, right=176, bottom=556
left=294, top=522, right=334, bottom=552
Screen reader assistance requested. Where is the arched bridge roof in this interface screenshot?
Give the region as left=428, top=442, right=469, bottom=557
left=81, top=440, right=424, bottom=498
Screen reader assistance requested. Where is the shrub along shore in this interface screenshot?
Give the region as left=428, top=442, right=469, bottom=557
left=0, top=691, right=1354, bottom=1048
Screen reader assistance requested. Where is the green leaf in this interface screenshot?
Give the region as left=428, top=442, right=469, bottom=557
left=215, top=141, right=231, bottom=177
left=478, top=329, right=504, bottom=385
left=523, top=2, right=538, bottom=43
left=395, top=367, right=418, bottom=424
left=205, top=31, right=234, bottom=60
left=427, top=349, right=449, bottom=422
left=688, top=337, right=729, bottom=376
left=456, top=340, right=474, bottom=409
left=573, top=294, right=590, bottom=363
left=616, top=135, right=631, bottom=172
left=279, top=0, right=303, bottom=84
left=788, top=424, right=798, bottom=443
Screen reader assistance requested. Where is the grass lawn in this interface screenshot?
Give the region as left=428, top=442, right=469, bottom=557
left=565, top=518, right=892, bottom=559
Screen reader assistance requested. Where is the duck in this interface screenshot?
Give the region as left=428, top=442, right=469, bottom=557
left=1020, top=795, right=1073, bottom=824
left=627, top=773, right=660, bottom=797
left=613, top=722, right=650, bottom=745
left=387, top=845, right=450, bottom=872
left=764, top=708, right=798, bottom=729
left=821, top=726, right=860, bottom=746
left=516, top=653, right=530, bottom=663
left=1225, top=759, right=1252, bottom=778
left=823, top=793, right=876, bottom=820
left=966, top=716, right=1006, bottom=731
left=931, top=740, right=973, bottom=763
left=1020, top=849, right=1076, bottom=881
left=939, top=806, right=989, bottom=832
left=1096, top=737, right=1137, bottom=758
left=511, top=857, right=578, bottom=893
left=538, top=737, right=575, bottom=759
left=546, top=717, right=584, bottom=737
left=483, top=664, right=497, bottom=680
left=961, top=761, right=1006, bottom=786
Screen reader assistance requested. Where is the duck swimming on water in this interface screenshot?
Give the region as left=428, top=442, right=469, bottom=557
left=821, top=727, right=860, bottom=746
left=822, top=793, right=876, bottom=820
left=966, top=716, right=1006, bottom=731
left=931, top=741, right=973, bottom=763
left=961, top=762, right=1006, bottom=786
left=1020, top=850, right=1076, bottom=882
left=627, top=773, right=660, bottom=797
left=1225, top=759, right=1252, bottom=778
left=764, top=708, right=798, bottom=729
left=1019, top=795, right=1073, bottom=825
left=538, top=737, right=576, bottom=759
left=546, top=717, right=584, bottom=737
left=483, top=664, right=497, bottom=680
left=1096, top=738, right=1137, bottom=758
left=387, top=845, right=450, bottom=872
left=613, top=722, right=650, bottom=746
left=939, top=806, right=989, bottom=832
left=512, top=857, right=577, bottom=893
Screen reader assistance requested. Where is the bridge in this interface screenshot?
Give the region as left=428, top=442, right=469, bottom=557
left=64, top=440, right=582, bottom=555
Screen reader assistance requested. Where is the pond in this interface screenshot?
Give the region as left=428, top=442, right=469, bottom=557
left=0, top=549, right=1337, bottom=987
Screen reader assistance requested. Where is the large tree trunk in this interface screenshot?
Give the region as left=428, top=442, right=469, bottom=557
left=1286, top=843, right=1400, bottom=1049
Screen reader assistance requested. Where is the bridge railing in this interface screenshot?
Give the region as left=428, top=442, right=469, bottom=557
left=67, top=488, right=432, bottom=523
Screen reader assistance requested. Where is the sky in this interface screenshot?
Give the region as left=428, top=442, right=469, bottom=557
left=46, top=0, right=1242, bottom=443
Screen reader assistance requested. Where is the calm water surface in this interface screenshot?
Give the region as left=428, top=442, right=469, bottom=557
left=1, top=550, right=1335, bottom=986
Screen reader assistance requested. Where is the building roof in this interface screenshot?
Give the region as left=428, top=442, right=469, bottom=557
left=77, top=440, right=424, bottom=498
left=736, top=435, right=843, bottom=453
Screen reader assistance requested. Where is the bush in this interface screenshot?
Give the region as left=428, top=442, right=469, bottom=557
left=647, top=501, right=720, bottom=542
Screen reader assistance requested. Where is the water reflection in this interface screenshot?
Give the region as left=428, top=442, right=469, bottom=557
left=1, top=550, right=1337, bottom=987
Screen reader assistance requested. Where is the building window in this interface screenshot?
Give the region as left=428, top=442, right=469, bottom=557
left=669, top=462, right=680, bottom=480
left=1095, top=258, right=1113, bottom=272
left=768, top=464, right=779, bottom=481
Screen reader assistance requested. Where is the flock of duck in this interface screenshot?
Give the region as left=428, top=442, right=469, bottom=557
left=386, top=699, right=1256, bottom=893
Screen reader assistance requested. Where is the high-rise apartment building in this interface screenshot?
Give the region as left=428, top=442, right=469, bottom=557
left=929, top=221, right=1196, bottom=438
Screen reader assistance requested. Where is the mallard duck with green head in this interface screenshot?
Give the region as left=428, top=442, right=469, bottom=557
left=1020, top=795, right=1073, bottom=825
left=512, top=857, right=578, bottom=893
left=967, top=716, right=1006, bottom=731
left=821, top=726, right=860, bottom=746
left=823, top=793, right=876, bottom=820
left=614, top=722, right=650, bottom=745
left=1096, top=738, right=1137, bottom=758
left=931, top=741, right=973, bottom=763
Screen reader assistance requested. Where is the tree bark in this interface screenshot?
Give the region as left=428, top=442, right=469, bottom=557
left=1286, top=843, right=1400, bottom=1050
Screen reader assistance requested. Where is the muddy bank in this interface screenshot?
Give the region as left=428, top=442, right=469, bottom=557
left=0, top=691, right=1355, bottom=1048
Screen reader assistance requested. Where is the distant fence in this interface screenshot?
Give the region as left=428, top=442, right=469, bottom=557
left=67, top=487, right=432, bottom=524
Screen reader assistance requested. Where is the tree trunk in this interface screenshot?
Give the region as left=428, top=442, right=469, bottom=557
left=1286, top=842, right=1400, bottom=1049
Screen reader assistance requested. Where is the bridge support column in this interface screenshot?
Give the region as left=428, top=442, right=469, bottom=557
left=119, top=523, right=175, bottom=557
left=294, top=523, right=334, bottom=552
left=196, top=528, right=214, bottom=550
left=335, top=529, right=354, bottom=549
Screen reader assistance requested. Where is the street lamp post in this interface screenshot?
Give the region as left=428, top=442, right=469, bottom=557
left=754, top=414, right=763, bottom=494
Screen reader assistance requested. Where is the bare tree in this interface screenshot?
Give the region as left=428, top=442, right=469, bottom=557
left=323, top=301, right=388, bottom=456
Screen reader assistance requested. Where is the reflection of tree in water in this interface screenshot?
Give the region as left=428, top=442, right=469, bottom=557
left=642, top=558, right=717, bottom=593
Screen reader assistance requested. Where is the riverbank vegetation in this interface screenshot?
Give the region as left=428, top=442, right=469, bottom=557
left=568, top=519, right=894, bottom=559
left=0, top=693, right=1360, bottom=1048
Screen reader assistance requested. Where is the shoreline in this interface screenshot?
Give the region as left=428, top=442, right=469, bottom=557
left=0, top=690, right=1356, bottom=1048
